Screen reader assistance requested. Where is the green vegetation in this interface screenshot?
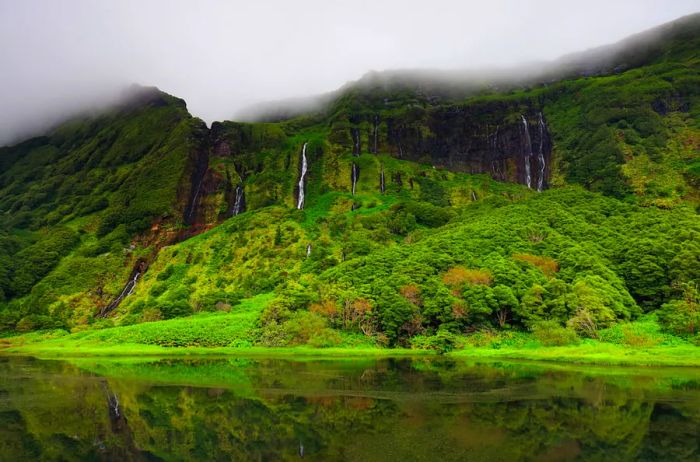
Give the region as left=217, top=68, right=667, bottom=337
left=4, top=299, right=699, bottom=366
left=0, top=20, right=699, bottom=364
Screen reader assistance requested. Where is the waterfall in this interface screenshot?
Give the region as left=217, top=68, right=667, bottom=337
left=184, top=148, right=209, bottom=225
left=492, top=124, right=499, bottom=151
left=537, top=112, right=546, bottom=192
left=101, top=269, right=141, bottom=316
left=471, top=190, right=477, bottom=202
left=520, top=115, right=533, bottom=189
left=351, top=162, right=358, bottom=195
left=232, top=183, right=244, bottom=216
left=125, top=272, right=140, bottom=296
left=380, top=165, right=385, bottom=194
left=188, top=176, right=204, bottom=221
left=296, top=142, right=308, bottom=210
left=352, top=128, right=360, bottom=156
left=306, top=244, right=311, bottom=258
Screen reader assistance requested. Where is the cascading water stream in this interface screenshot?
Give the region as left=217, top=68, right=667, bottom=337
left=232, top=183, right=244, bottom=216
left=100, top=265, right=143, bottom=316
left=352, top=128, right=360, bottom=156
left=125, top=272, right=140, bottom=296
left=520, top=115, right=533, bottom=189
left=380, top=165, right=385, bottom=194
left=351, top=162, right=358, bottom=195
left=188, top=177, right=204, bottom=221
left=492, top=124, right=499, bottom=151
left=537, top=112, right=546, bottom=192
left=296, top=143, right=308, bottom=210
left=306, top=244, right=312, bottom=258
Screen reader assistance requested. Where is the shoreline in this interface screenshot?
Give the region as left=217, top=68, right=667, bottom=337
left=4, top=341, right=700, bottom=367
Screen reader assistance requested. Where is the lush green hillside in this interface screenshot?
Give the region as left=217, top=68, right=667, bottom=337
left=0, top=87, right=209, bottom=329
left=0, top=16, right=698, bottom=353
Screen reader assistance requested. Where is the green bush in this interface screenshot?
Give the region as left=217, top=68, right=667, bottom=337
left=658, top=299, right=700, bottom=336
left=411, top=328, right=462, bottom=354
left=308, top=328, right=342, bottom=348
left=530, top=321, right=580, bottom=346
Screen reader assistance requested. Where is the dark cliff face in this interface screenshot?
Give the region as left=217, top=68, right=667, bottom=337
left=182, top=122, right=211, bottom=226
left=340, top=103, right=552, bottom=190
left=182, top=101, right=553, bottom=231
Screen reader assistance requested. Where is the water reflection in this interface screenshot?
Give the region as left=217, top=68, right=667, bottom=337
left=0, top=356, right=698, bottom=461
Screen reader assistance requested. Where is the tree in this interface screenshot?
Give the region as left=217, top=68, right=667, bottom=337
left=493, top=285, right=518, bottom=328
left=658, top=283, right=699, bottom=335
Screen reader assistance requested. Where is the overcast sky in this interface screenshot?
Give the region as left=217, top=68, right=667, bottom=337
left=1, top=0, right=699, bottom=145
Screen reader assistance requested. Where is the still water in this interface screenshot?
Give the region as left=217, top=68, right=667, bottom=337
left=1, top=355, right=699, bottom=461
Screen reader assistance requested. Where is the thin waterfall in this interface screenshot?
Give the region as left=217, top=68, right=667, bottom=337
left=232, top=183, right=244, bottom=216
left=471, top=190, right=477, bottom=202
left=492, top=124, right=499, bottom=151
left=184, top=147, right=209, bottom=225
left=537, top=112, right=546, bottom=192
left=296, top=142, right=308, bottom=210
left=125, top=272, right=140, bottom=296
left=351, top=162, right=358, bottom=195
left=306, top=244, right=311, bottom=258
left=352, top=128, right=360, bottom=156
left=520, top=115, right=533, bottom=189
left=101, top=268, right=141, bottom=316
left=380, top=165, right=385, bottom=193
left=188, top=176, right=204, bottom=221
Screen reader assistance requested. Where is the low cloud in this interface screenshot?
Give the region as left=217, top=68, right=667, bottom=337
left=1, top=0, right=698, bottom=145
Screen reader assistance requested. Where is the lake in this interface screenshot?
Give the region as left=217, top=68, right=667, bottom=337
left=1, top=355, right=699, bottom=461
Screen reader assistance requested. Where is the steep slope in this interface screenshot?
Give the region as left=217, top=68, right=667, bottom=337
left=0, top=87, right=210, bottom=328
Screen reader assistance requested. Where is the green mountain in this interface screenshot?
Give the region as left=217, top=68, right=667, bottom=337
left=1, top=14, right=698, bottom=347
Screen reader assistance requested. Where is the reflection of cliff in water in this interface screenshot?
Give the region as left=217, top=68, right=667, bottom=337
left=1, top=356, right=700, bottom=461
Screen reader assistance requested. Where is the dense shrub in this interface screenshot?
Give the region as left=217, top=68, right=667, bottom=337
left=530, top=321, right=580, bottom=346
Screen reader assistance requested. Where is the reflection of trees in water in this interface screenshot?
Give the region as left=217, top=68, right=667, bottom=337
left=0, top=358, right=161, bottom=461
left=129, top=386, right=399, bottom=461
left=1, top=357, right=700, bottom=461
left=637, top=402, right=700, bottom=460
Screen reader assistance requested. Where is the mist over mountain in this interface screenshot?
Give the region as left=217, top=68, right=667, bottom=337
left=2, top=0, right=700, bottom=146
left=237, top=12, right=700, bottom=122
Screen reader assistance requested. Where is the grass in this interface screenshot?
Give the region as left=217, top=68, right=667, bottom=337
left=3, top=326, right=700, bottom=367
left=2, top=341, right=428, bottom=359
left=452, top=342, right=700, bottom=367
left=5, top=338, right=700, bottom=367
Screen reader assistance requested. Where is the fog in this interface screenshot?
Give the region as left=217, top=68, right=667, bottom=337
left=1, top=0, right=699, bottom=145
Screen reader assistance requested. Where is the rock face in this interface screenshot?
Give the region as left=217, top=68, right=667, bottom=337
left=341, top=104, right=552, bottom=189
left=176, top=100, right=553, bottom=233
